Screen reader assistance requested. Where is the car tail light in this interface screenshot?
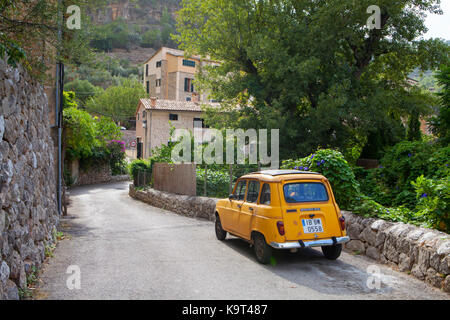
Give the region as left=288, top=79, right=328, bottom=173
left=339, top=216, right=346, bottom=231
left=277, top=221, right=285, bottom=236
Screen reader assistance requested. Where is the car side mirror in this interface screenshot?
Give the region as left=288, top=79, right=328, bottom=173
left=229, top=194, right=236, bottom=201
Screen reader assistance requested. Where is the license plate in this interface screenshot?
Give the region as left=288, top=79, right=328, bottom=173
left=302, top=218, right=324, bottom=234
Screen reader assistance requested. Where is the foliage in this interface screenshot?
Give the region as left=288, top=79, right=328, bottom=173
left=129, top=159, right=153, bottom=183
left=412, top=175, right=450, bottom=232
left=429, top=65, right=450, bottom=146
left=351, top=196, right=416, bottom=224
left=175, top=0, right=449, bottom=159
left=361, top=141, right=449, bottom=209
left=63, top=90, right=126, bottom=176
left=64, top=79, right=103, bottom=106
left=196, top=167, right=230, bottom=198
left=63, top=106, right=99, bottom=159
left=63, top=91, right=78, bottom=109
left=281, top=149, right=360, bottom=210
left=85, top=78, right=148, bottom=123
left=94, top=116, right=123, bottom=145
left=107, top=140, right=128, bottom=176
left=0, top=0, right=104, bottom=77
left=90, top=18, right=142, bottom=52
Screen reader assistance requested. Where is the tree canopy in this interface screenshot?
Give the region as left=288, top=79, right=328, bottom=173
left=175, top=0, right=449, bottom=159
left=85, top=78, right=148, bottom=123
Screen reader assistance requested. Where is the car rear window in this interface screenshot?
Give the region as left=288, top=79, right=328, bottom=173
left=283, top=183, right=328, bottom=203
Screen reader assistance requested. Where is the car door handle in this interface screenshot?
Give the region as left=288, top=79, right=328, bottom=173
left=237, top=204, right=242, bottom=209
left=249, top=207, right=254, bottom=211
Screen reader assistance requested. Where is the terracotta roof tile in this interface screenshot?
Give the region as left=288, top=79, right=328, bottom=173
left=139, top=99, right=221, bottom=112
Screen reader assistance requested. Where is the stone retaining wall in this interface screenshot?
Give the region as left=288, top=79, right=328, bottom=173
left=130, top=185, right=450, bottom=293
left=69, top=159, right=130, bottom=187
left=342, top=211, right=449, bottom=292
left=129, top=185, right=217, bottom=221
left=0, top=58, right=59, bottom=299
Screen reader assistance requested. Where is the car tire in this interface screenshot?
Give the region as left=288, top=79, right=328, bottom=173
left=215, top=215, right=227, bottom=241
left=321, top=244, right=342, bottom=260
left=253, top=233, right=272, bottom=264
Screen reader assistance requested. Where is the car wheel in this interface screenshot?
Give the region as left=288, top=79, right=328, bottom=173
left=253, top=233, right=272, bottom=264
left=215, top=215, right=227, bottom=241
left=321, top=244, right=342, bottom=260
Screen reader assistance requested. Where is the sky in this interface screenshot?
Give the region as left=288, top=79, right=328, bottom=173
left=423, top=1, right=450, bottom=40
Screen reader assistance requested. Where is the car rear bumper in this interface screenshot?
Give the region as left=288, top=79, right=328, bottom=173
left=270, top=236, right=350, bottom=249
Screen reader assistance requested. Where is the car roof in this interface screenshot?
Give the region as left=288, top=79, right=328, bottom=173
left=240, top=170, right=326, bottom=182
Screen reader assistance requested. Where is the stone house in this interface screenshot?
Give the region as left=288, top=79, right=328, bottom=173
left=135, top=96, right=220, bottom=159
left=142, top=47, right=220, bottom=103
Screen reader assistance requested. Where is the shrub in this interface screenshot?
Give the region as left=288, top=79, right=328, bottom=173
left=129, top=159, right=153, bottom=186
left=281, top=149, right=360, bottom=210
left=107, top=140, right=127, bottom=176
left=63, top=106, right=98, bottom=159
left=196, top=168, right=230, bottom=198
left=412, top=175, right=449, bottom=232
left=361, top=141, right=449, bottom=209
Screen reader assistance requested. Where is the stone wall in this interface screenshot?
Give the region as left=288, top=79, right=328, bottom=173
left=129, top=185, right=450, bottom=293
left=129, top=185, right=217, bottom=221
left=0, top=58, right=59, bottom=299
left=342, top=211, right=450, bottom=292
left=69, top=159, right=130, bottom=187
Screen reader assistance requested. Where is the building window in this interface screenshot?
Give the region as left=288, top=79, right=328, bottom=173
left=182, top=59, right=196, bottom=67
left=145, top=64, right=148, bottom=77
left=169, top=114, right=179, bottom=121
left=146, top=81, right=150, bottom=94
left=156, top=79, right=161, bottom=87
left=194, top=118, right=209, bottom=128
left=184, top=78, right=194, bottom=92
left=156, top=61, right=162, bottom=68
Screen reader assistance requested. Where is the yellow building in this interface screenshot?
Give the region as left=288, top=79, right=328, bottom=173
left=142, top=47, right=220, bottom=103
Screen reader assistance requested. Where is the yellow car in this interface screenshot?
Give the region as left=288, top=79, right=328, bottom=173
left=215, top=170, right=349, bottom=264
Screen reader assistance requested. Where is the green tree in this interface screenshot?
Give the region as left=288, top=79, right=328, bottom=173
left=65, top=79, right=103, bottom=106
left=429, top=65, right=450, bottom=145
left=85, top=78, right=148, bottom=123
left=175, top=0, right=449, bottom=160
left=0, top=0, right=104, bottom=77
left=63, top=107, right=99, bottom=159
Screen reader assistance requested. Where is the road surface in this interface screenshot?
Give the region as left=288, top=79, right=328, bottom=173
left=36, top=182, right=449, bottom=300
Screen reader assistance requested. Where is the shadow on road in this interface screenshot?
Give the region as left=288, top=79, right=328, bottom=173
left=223, top=237, right=395, bottom=296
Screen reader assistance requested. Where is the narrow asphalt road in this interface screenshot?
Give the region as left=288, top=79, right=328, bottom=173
left=36, top=182, right=449, bottom=300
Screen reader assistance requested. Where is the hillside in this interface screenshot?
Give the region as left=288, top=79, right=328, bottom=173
left=88, top=0, right=182, bottom=65
left=65, top=0, right=181, bottom=89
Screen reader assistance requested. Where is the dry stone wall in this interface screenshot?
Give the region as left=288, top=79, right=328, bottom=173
left=0, top=58, right=59, bottom=299
left=130, top=185, right=450, bottom=293
left=129, top=185, right=217, bottom=221
left=342, top=211, right=450, bottom=292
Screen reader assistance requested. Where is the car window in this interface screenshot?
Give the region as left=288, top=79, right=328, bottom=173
left=260, top=184, right=271, bottom=205
left=283, top=183, right=328, bottom=203
left=246, top=180, right=260, bottom=203
left=234, top=180, right=247, bottom=201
